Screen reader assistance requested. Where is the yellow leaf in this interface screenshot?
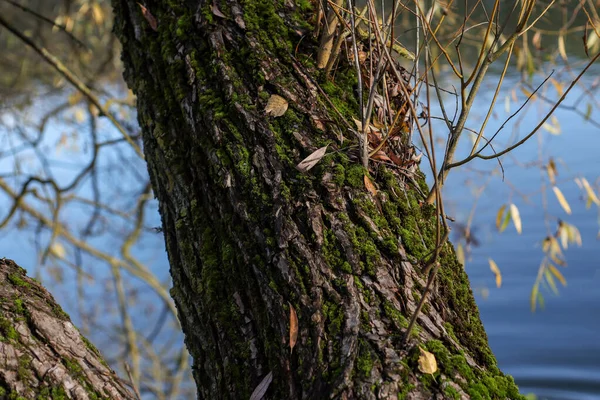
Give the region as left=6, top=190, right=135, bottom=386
left=548, top=265, right=567, bottom=286
left=364, top=175, right=377, bottom=196
left=418, top=347, right=437, bottom=375
left=581, top=178, right=600, bottom=207
left=550, top=78, right=564, bottom=96
left=544, top=268, right=559, bottom=295
left=520, top=87, right=537, bottom=101
left=68, top=91, right=82, bottom=105
left=495, top=205, right=506, bottom=230
left=92, top=2, right=105, bottom=25
left=509, top=203, right=522, bottom=234
left=499, top=208, right=511, bottom=233
left=537, top=291, right=545, bottom=310
left=558, top=35, right=568, bottom=61
left=558, top=223, right=569, bottom=249
left=488, top=258, right=502, bottom=288
left=542, top=116, right=561, bottom=135
left=530, top=283, right=539, bottom=312
left=74, top=108, right=86, bottom=123
left=585, top=103, right=592, bottom=120
left=264, top=94, right=288, bottom=117
left=546, top=159, right=557, bottom=185
left=552, top=186, right=571, bottom=214
left=567, top=224, right=582, bottom=247
left=50, top=242, right=66, bottom=259
left=289, top=303, right=298, bottom=353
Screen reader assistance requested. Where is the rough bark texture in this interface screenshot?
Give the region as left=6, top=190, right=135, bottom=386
left=113, top=1, right=523, bottom=399
left=0, top=258, right=135, bottom=399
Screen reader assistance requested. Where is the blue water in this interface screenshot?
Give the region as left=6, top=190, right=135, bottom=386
left=435, top=74, right=600, bottom=398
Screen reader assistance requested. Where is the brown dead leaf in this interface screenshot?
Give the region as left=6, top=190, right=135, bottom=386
left=388, top=152, right=405, bottom=167
left=371, top=150, right=392, bottom=163
left=296, top=145, right=328, bottom=172
left=265, top=94, right=288, bottom=117
left=364, top=175, right=377, bottom=196
left=289, top=303, right=298, bottom=353
left=137, top=3, right=158, bottom=31
left=418, top=347, right=437, bottom=375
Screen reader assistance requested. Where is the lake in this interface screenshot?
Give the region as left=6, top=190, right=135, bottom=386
left=435, top=72, right=600, bottom=399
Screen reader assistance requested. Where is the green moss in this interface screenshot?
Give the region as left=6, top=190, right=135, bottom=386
left=443, top=383, right=461, bottom=399
left=17, top=355, right=32, bottom=381
left=52, top=304, right=70, bottom=321
left=12, top=298, right=25, bottom=315
left=0, top=316, right=18, bottom=341
left=356, top=339, right=374, bottom=377
left=346, top=165, right=366, bottom=188
left=382, top=300, right=408, bottom=328
left=332, top=164, right=346, bottom=186
left=422, top=339, right=524, bottom=399
left=36, top=386, right=67, bottom=400
left=397, top=384, right=415, bottom=399
left=8, top=273, right=29, bottom=288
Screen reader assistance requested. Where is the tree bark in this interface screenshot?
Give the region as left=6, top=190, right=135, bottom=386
left=113, top=1, right=523, bottom=399
left=0, top=258, right=135, bottom=399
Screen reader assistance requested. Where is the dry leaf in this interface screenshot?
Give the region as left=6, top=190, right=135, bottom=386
left=552, top=186, right=571, bottom=214
left=550, top=78, right=564, bottom=96
left=418, top=347, right=437, bottom=375
left=509, top=203, right=522, bottom=234
left=92, top=3, right=105, bottom=25
left=544, top=268, right=559, bottom=295
left=50, top=242, right=66, bottom=259
left=137, top=3, right=158, bottom=31
left=371, top=150, right=392, bottom=163
left=249, top=371, right=273, bottom=400
left=456, top=243, right=465, bottom=266
left=265, top=94, right=288, bottom=117
left=488, top=258, right=502, bottom=288
left=532, top=31, right=542, bottom=50
left=211, top=1, right=226, bottom=18
left=364, top=175, right=377, bottom=196
left=542, top=115, right=561, bottom=135
left=289, top=303, right=298, bottom=353
left=295, top=145, right=328, bottom=172
left=495, top=205, right=506, bottom=230
left=546, top=159, right=557, bottom=185
left=530, top=283, right=539, bottom=312
left=548, top=264, right=567, bottom=286
left=580, top=178, right=600, bottom=207
left=558, top=35, right=567, bottom=61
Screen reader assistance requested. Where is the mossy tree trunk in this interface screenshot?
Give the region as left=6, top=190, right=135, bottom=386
left=113, top=1, right=523, bottom=399
left=0, top=258, right=135, bottom=399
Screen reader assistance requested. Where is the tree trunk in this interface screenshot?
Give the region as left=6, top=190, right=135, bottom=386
left=112, top=1, right=523, bottom=399
left=0, top=258, right=135, bottom=399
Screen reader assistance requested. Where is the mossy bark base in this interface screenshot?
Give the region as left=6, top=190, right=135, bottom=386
left=113, top=1, right=523, bottom=399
